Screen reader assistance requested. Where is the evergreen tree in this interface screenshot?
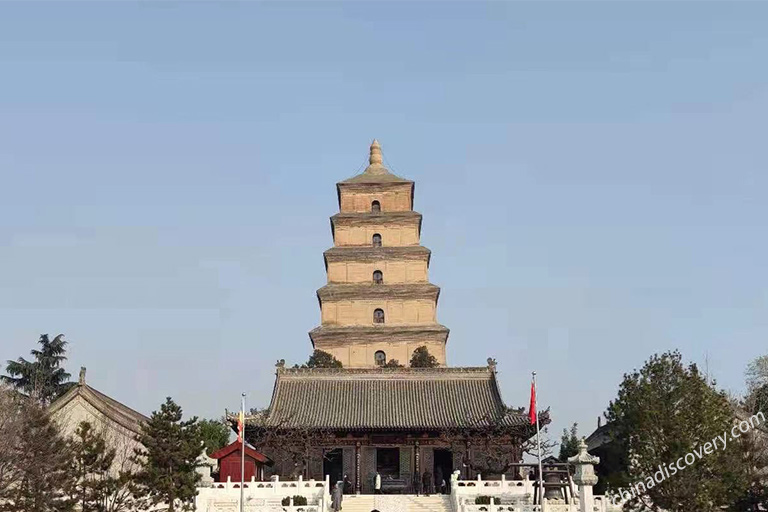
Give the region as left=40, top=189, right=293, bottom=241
left=558, top=423, right=579, bottom=462
left=0, top=401, right=75, bottom=512
left=606, top=351, right=744, bottom=511
left=71, top=421, right=117, bottom=512
left=131, top=397, right=202, bottom=512
left=295, top=350, right=343, bottom=369
left=2, top=334, right=72, bottom=405
left=199, top=418, right=231, bottom=456
left=410, top=346, right=439, bottom=368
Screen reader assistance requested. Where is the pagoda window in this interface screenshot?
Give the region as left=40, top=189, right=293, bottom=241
left=371, top=200, right=381, bottom=213
left=373, top=270, right=383, bottom=284
left=373, top=308, right=385, bottom=324
left=372, top=234, right=382, bottom=247
left=374, top=350, right=386, bottom=366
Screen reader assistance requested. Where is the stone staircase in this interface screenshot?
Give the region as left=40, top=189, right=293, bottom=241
left=341, top=495, right=452, bottom=512
left=340, top=494, right=375, bottom=512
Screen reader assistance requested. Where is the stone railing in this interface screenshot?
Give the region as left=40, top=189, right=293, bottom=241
left=450, top=438, right=623, bottom=512
left=196, top=476, right=331, bottom=512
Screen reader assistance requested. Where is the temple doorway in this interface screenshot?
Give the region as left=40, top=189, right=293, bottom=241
left=323, top=448, right=343, bottom=486
left=433, top=449, right=453, bottom=494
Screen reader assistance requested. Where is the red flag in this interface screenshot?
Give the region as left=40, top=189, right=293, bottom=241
left=529, top=380, right=537, bottom=426
left=237, top=410, right=244, bottom=443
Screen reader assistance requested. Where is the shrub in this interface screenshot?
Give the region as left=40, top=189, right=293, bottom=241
left=282, top=495, right=308, bottom=506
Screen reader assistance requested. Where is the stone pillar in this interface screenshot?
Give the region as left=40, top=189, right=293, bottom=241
left=568, top=438, right=600, bottom=512
left=355, top=442, right=362, bottom=495
left=414, top=440, right=420, bottom=476
left=464, top=440, right=472, bottom=479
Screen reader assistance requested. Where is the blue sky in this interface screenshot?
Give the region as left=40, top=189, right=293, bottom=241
left=1, top=1, right=766, bottom=444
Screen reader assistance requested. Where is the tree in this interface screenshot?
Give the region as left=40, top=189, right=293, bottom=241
left=439, top=408, right=554, bottom=477
left=745, top=354, right=768, bottom=417
left=2, top=334, right=72, bottom=405
left=71, top=421, right=117, bottom=512
left=410, top=346, right=439, bottom=368
left=382, top=359, right=404, bottom=368
left=731, top=355, right=768, bottom=511
left=293, top=350, right=343, bottom=369
left=0, top=399, right=75, bottom=512
left=131, top=398, right=202, bottom=512
left=0, top=385, right=25, bottom=500
left=558, top=423, right=579, bottom=462
left=245, top=407, right=334, bottom=479
left=199, top=418, right=231, bottom=456
left=746, top=355, right=768, bottom=393
left=605, top=351, right=743, bottom=511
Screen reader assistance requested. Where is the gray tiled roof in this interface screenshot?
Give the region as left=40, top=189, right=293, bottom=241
left=250, top=367, right=529, bottom=432
left=50, top=382, right=149, bottom=435
left=338, top=163, right=412, bottom=185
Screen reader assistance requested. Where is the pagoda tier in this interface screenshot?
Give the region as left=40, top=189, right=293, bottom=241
left=309, top=140, right=449, bottom=368
left=308, top=325, right=449, bottom=368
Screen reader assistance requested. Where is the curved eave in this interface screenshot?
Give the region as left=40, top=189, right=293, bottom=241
left=243, top=366, right=530, bottom=433
left=323, top=246, right=432, bottom=270
left=309, top=324, right=450, bottom=348
left=316, top=283, right=441, bottom=302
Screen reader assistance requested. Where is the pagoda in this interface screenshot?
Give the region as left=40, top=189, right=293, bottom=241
left=310, top=139, right=449, bottom=367
left=243, top=141, right=541, bottom=494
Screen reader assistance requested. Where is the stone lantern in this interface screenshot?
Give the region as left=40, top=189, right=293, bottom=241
left=567, top=438, right=600, bottom=512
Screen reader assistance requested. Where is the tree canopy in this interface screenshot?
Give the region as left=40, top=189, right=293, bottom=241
left=199, top=418, right=231, bottom=456
left=2, top=334, right=72, bottom=405
left=605, top=351, right=745, bottom=511
left=131, top=397, right=202, bottom=512
left=558, top=423, right=579, bottom=462
left=0, top=399, right=75, bottom=512
left=71, top=421, right=118, bottom=512
left=294, top=350, right=343, bottom=369
left=409, top=346, right=439, bottom=368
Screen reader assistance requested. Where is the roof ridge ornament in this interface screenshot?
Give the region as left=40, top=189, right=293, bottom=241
left=79, top=366, right=86, bottom=386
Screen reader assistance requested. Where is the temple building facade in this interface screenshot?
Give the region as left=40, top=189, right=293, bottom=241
left=244, top=141, right=540, bottom=494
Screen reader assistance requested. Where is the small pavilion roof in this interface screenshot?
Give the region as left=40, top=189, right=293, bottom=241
left=209, top=440, right=272, bottom=465
left=245, top=365, right=533, bottom=433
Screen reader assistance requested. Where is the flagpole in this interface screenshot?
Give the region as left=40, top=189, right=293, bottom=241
left=241, top=392, right=246, bottom=512
left=533, top=372, right=544, bottom=511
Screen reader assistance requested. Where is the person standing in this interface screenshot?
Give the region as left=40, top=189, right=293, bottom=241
left=332, top=482, right=343, bottom=512
left=422, top=470, right=433, bottom=496
left=343, top=475, right=353, bottom=495
left=374, top=472, right=382, bottom=494
left=434, top=468, right=443, bottom=495
left=412, top=471, right=422, bottom=496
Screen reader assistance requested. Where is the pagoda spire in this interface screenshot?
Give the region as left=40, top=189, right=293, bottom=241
left=363, top=139, right=389, bottom=175
left=369, top=139, right=383, bottom=165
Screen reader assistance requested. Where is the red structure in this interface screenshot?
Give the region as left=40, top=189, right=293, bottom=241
left=209, top=441, right=272, bottom=482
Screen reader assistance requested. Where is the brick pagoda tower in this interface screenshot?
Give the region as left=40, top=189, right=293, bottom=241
left=309, top=140, right=450, bottom=368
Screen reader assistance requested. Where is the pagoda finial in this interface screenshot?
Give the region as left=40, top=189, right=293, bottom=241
left=369, top=139, right=383, bottom=166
